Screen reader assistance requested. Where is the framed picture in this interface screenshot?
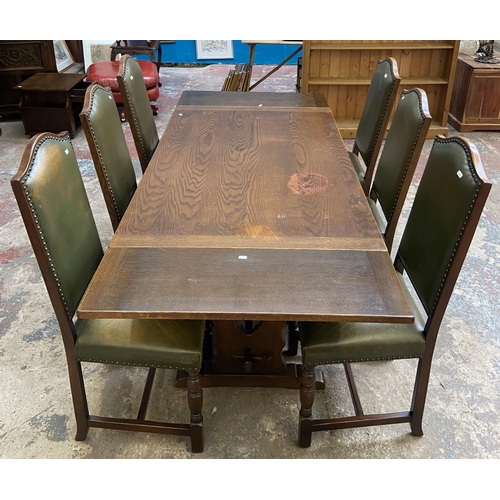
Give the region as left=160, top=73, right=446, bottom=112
left=195, top=40, right=234, bottom=60
left=82, top=40, right=115, bottom=70
left=53, top=40, right=75, bottom=72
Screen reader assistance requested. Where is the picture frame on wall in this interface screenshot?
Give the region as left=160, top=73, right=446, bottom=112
left=195, top=40, right=234, bottom=60
left=53, top=40, right=75, bottom=72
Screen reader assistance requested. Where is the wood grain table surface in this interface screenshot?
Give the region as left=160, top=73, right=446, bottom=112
left=77, top=91, right=414, bottom=324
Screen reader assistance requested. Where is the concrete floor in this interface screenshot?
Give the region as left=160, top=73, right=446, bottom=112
left=1, top=64, right=499, bottom=461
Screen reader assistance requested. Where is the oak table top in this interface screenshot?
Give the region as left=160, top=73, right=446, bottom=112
left=77, top=91, right=413, bottom=325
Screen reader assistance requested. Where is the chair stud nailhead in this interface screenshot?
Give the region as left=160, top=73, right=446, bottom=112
left=85, top=85, right=121, bottom=218
left=387, top=89, right=427, bottom=221
left=22, top=135, right=73, bottom=317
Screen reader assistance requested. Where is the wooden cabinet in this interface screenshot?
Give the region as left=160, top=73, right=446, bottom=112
left=17, top=72, right=90, bottom=138
left=300, top=40, right=460, bottom=138
left=0, top=40, right=83, bottom=116
left=448, top=53, right=500, bottom=132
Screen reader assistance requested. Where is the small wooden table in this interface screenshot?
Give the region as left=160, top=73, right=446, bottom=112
left=77, top=91, right=413, bottom=388
left=15, top=72, right=89, bottom=138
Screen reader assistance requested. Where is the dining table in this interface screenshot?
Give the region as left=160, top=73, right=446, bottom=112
left=77, top=90, right=414, bottom=389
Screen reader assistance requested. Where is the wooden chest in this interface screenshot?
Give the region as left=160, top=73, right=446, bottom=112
left=448, top=53, right=500, bottom=132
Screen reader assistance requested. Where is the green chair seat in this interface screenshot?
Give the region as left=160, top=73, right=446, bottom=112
left=300, top=275, right=426, bottom=367
left=348, top=151, right=366, bottom=186
left=75, top=318, right=204, bottom=370
left=368, top=197, right=387, bottom=236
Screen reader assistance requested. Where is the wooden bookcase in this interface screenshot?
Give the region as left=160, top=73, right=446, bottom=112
left=300, top=40, right=460, bottom=138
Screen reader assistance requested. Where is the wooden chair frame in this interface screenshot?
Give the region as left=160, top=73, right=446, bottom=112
left=80, top=83, right=137, bottom=232
left=11, top=132, right=203, bottom=452
left=352, top=57, right=401, bottom=196
left=117, top=54, right=159, bottom=174
left=299, top=136, right=491, bottom=447
left=369, top=88, right=432, bottom=252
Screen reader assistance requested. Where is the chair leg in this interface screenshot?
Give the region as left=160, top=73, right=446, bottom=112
left=409, top=357, right=430, bottom=437
left=67, top=359, right=90, bottom=441
left=187, top=369, right=204, bottom=453
left=299, top=365, right=316, bottom=448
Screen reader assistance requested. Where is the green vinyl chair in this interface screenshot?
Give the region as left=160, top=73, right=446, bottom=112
left=349, top=57, right=401, bottom=196
left=368, top=88, right=432, bottom=252
left=11, top=132, right=205, bottom=453
left=298, top=135, right=491, bottom=448
left=117, top=54, right=159, bottom=174
left=81, top=83, right=137, bottom=232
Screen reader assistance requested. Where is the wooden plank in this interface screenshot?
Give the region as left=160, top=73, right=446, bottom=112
left=115, top=106, right=381, bottom=244
left=78, top=247, right=413, bottom=323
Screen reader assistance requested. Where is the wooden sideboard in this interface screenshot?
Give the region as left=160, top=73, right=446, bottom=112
left=0, top=40, right=83, bottom=116
left=300, top=40, right=460, bottom=139
left=448, top=53, right=500, bottom=132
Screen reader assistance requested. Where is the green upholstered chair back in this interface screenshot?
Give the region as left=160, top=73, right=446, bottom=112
left=356, top=57, right=400, bottom=169
left=397, top=136, right=491, bottom=317
left=81, top=84, right=137, bottom=231
left=11, top=133, right=103, bottom=319
left=370, top=88, right=432, bottom=251
left=117, top=55, right=159, bottom=173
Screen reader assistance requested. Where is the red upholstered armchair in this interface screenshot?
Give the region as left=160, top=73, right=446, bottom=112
left=86, top=59, right=160, bottom=119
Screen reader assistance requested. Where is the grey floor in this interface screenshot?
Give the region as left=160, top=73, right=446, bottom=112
left=1, top=64, right=499, bottom=465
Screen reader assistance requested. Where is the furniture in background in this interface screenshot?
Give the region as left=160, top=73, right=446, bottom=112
left=348, top=57, right=401, bottom=196
left=110, top=40, right=162, bottom=76
left=448, top=52, right=500, bottom=132
left=0, top=40, right=83, bottom=116
left=15, top=72, right=90, bottom=138
left=300, top=40, right=460, bottom=139
left=117, top=55, right=159, bottom=173
left=85, top=58, right=160, bottom=120
left=297, top=135, right=491, bottom=448
left=368, top=88, right=432, bottom=252
left=80, top=84, right=138, bottom=231
left=77, top=91, right=414, bottom=392
left=11, top=131, right=205, bottom=453
left=242, top=40, right=302, bottom=91
left=222, top=64, right=251, bottom=91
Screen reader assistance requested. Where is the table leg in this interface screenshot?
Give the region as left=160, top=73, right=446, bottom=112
left=174, top=320, right=325, bottom=389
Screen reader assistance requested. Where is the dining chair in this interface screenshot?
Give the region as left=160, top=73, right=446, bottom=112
left=80, top=83, right=137, bottom=232
left=368, top=88, right=432, bottom=253
left=117, top=54, right=159, bottom=173
left=297, top=135, right=491, bottom=448
left=11, top=132, right=205, bottom=453
left=349, top=57, right=401, bottom=196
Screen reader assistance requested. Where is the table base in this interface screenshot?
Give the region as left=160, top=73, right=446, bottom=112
left=175, top=320, right=325, bottom=389
left=175, top=366, right=325, bottom=390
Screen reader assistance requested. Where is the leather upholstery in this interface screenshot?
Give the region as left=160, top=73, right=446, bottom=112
left=16, top=133, right=204, bottom=369
left=348, top=151, right=366, bottom=184
left=397, top=136, right=485, bottom=315
left=118, top=55, right=159, bottom=166
left=21, top=135, right=103, bottom=317
left=87, top=60, right=160, bottom=104
left=355, top=58, right=398, bottom=171
left=371, top=89, right=428, bottom=225
left=299, top=274, right=426, bottom=367
left=75, top=318, right=204, bottom=370
left=82, top=84, right=137, bottom=226
left=368, top=197, right=387, bottom=234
